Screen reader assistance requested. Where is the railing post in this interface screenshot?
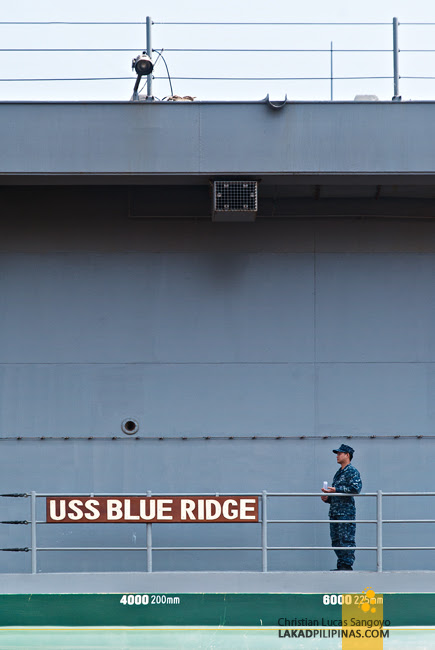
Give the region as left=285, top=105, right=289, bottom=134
left=330, top=41, right=333, bottom=101
left=30, top=491, right=37, bottom=574
left=392, top=17, right=401, bottom=101
left=146, top=490, right=152, bottom=572
left=261, top=490, right=268, bottom=573
left=146, top=16, right=153, bottom=98
left=376, top=490, right=383, bottom=572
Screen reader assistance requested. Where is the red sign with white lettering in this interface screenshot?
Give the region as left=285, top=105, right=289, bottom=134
left=46, top=496, right=259, bottom=523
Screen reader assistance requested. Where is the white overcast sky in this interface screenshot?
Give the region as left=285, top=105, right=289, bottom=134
left=1, top=0, right=435, bottom=102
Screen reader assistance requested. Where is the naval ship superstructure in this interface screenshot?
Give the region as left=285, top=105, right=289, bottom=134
left=0, top=98, right=435, bottom=632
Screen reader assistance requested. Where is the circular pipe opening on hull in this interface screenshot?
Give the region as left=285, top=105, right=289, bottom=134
left=121, top=419, right=139, bottom=435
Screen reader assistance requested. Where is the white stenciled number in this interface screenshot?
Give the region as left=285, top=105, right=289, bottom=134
left=120, top=594, right=150, bottom=605
left=330, top=595, right=343, bottom=605
left=323, top=594, right=343, bottom=605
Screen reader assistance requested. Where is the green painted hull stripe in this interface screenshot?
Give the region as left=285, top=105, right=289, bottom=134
left=0, top=593, right=434, bottom=627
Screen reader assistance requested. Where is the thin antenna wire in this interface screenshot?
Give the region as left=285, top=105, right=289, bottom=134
left=0, top=19, right=432, bottom=25
left=0, top=75, right=393, bottom=83
left=0, top=21, right=147, bottom=25
left=151, top=48, right=393, bottom=52
left=153, top=49, right=174, bottom=95
left=153, top=76, right=393, bottom=81
left=0, top=48, right=152, bottom=52
left=5, top=47, right=435, bottom=52
left=0, top=48, right=395, bottom=52
left=0, top=77, right=135, bottom=82
left=154, top=21, right=391, bottom=25
left=0, top=21, right=391, bottom=25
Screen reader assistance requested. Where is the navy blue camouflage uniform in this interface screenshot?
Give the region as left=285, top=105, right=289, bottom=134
left=325, top=463, right=362, bottom=569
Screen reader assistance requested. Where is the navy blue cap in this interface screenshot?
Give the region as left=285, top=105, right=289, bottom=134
left=332, top=444, right=354, bottom=455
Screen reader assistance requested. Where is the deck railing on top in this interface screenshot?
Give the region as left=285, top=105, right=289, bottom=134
left=2, top=490, right=435, bottom=574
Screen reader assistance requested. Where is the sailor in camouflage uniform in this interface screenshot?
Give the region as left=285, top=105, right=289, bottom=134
left=321, top=444, right=362, bottom=571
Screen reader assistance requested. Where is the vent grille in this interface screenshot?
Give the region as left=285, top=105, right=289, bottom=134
left=214, top=181, right=258, bottom=211
left=213, top=181, right=258, bottom=221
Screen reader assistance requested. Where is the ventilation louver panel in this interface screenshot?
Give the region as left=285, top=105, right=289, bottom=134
left=213, top=181, right=258, bottom=221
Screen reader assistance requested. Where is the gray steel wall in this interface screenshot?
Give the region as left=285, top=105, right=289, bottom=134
left=1, top=215, right=434, bottom=572
left=2, top=101, right=435, bottom=176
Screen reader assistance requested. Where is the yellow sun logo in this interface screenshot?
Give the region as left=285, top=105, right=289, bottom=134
left=360, top=588, right=377, bottom=613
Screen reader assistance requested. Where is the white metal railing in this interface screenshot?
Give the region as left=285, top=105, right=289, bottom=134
left=2, top=490, right=435, bottom=574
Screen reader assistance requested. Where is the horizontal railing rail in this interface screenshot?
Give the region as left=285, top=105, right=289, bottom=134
left=1, top=18, right=435, bottom=100
left=1, top=490, right=435, bottom=574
